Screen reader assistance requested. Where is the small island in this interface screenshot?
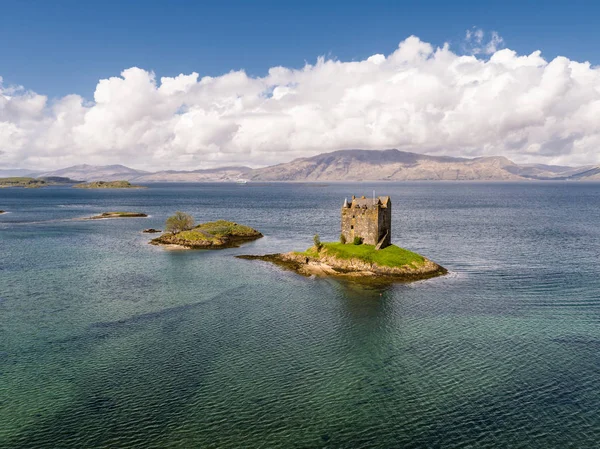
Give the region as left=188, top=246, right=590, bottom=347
left=73, top=180, right=145, bottom=189
left=238, top=195, right=446, bottom=283
left=150, top=213, right=262, bottom=249
left=239, top=243, right=446, bottom=282
left=88, top=211, right=148, bottom=219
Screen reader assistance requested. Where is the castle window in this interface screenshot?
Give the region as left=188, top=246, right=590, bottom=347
left=352, top=215, right=355, bottom=218
left=350, top=225, right=354, bottom=230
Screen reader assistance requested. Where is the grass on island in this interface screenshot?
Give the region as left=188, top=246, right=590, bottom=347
left=175, top=220, right=260, bottom=242
left=299, top=242, right=425, bottom=268
left=74, top=180, right=144, bottom=189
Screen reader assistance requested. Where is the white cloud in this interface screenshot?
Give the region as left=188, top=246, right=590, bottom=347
left=2, top=35, right=600, bottom=170
left=464, top=27, right=505, bottom=55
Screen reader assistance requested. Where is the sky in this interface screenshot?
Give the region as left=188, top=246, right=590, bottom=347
left=1, top=0, right=600, bottom=170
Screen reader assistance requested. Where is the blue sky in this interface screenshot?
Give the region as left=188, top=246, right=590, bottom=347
left=2, top=0, right=600, bottom=170
left=1, top=0, right=597, bottom=99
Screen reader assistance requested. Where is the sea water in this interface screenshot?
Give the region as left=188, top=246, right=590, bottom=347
left=1, top=182, right=599, bottom=448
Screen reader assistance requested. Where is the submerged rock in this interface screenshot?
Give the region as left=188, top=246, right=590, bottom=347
left=142, top=228, right=162, bottom=233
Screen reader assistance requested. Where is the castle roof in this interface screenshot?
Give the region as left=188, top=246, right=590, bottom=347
left=347, top=195, right=390, bottom=208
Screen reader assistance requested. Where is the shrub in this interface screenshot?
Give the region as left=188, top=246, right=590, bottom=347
left=340, top=233, right=347, bottom=244
left=353, top=236, right=363, bottom=245
left=313, top=234, right=322, bottom=251
left=165, top=211, right=195, bottom=234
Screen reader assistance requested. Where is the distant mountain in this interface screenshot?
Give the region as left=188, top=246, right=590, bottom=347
left=38, top=176, right=82, bottom=184
left=132, top=167, right=252, bottom=182
left=250, top=149, right=582, bottom=181
left=38, top=164, right=148, bottom=182
left=7, top=149, right=600, bottom=182
left=564, top=166, right=600, bottom=180
left=37, top=164, right=251, bottom=182
left=0, top=169, right=41, bottom=177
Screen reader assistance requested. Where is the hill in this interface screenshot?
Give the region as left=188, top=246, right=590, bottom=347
left=133, top=167, right=252, bottom=182
left=10, top=149, right=600, bottom=182
left=250, top=149, right=593, bottom=181
left=38, top=164, right=148, bottom=182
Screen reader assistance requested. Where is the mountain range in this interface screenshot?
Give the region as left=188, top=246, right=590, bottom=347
left=15, top=149, right=600, bottom=182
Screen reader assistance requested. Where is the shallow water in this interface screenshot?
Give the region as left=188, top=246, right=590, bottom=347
left=1, top=182, right=600, bottom=448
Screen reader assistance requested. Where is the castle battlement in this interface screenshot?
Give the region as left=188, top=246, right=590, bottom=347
left=341, top=195, right=392, bottom=249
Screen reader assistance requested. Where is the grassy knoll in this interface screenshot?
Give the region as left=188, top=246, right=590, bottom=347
left=186, top=220, right=260, bottom=239
left=151, top=220, right=262, bottom=248
left=299, top=242, right=425, bottom=268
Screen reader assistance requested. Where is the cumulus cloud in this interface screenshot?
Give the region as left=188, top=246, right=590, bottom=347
left=2, top=35, right=600, bottom=170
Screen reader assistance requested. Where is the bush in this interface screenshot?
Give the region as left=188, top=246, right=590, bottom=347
left=353, top=236, right=363, bottom=245
left=313, top=234, right=322, bottom=251
left=340, top=233, right=346, bottom=244
left=165, top=211, right=195, bottom=234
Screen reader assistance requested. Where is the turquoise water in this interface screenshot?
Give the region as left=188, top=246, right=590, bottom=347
left=1, top=182, right=600, bottom=448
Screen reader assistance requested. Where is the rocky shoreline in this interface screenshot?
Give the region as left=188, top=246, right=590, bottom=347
left=237, top=251, right=447, bottom=283
left=151, top=233, right=262, bottom=249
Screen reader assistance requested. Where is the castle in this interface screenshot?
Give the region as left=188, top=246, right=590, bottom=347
left=341, top=195, right=392, bottom=249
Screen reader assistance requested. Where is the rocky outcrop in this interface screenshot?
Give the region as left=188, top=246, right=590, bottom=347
left=151, top=233, right=261, bottom=249
left=88, top=212, right=148, bottom=219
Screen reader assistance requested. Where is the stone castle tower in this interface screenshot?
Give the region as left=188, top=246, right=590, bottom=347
left=341, top=195, right=392, bottom=249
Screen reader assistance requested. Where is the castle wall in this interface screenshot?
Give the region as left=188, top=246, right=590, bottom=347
left=341, top=196, right=392, bottom=248
left=341, top=206, right=380, bottom=245
left=377, top=202, right=392, bottom=248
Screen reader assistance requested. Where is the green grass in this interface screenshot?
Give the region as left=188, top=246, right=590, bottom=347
left=300, top=242, right=425, bottom=268
left=195, top=220, right=259, bottom=237
left=175, top=220, right=260, bottom=242
left=175, top=229, right=219, bottom=243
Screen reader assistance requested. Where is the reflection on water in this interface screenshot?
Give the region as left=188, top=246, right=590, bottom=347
left=1, top=182, right=600, bottom=448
